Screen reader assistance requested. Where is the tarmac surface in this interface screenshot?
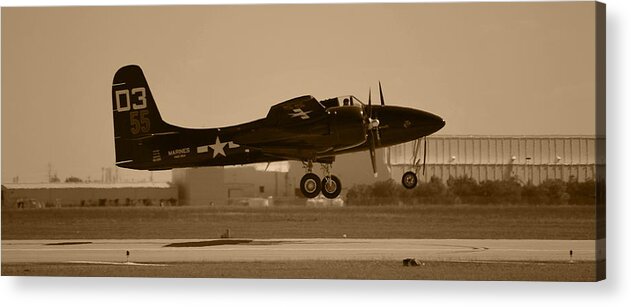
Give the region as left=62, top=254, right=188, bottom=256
left=1, top=238, right=604, bottom=264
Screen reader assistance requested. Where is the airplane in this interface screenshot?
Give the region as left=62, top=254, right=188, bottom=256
left=111, top=65, right=445, bottom=199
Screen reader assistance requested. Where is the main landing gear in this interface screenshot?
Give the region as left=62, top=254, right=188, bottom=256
left=300, top=173, right=321, bottom=198
left=299, top=161, right=342, bottom=199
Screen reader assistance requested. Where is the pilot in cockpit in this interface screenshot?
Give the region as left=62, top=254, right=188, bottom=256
left=343, top=98, right=350, bottom=106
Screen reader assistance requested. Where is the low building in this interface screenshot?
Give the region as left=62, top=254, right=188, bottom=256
left=171, top=151, right=391, bottom=206
left=172, top=167, right=226, bottom=206
left=1, top=182, right=177, bottom=208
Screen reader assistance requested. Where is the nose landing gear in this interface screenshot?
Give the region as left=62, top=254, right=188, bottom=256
left=400, top=137, right=425, bottom=190
left=401, top=171, right=418, bottom=189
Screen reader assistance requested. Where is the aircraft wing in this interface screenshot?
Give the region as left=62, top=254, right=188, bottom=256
left=265, top=95, right=327, bottom=126
left=230, top=95, right=333, bottom=158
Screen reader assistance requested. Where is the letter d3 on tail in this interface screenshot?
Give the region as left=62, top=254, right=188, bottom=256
left=111, top=65, right=174, bottom=167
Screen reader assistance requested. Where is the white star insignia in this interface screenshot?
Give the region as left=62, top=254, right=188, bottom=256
left=209, top=136, right=227, bottom=158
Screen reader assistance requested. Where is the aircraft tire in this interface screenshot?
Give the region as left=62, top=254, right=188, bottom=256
left=300, top=173, right=321, bottom=198
left=321, top=175, right=342, bottom=199
left=402, top=171, right=418, bottom=189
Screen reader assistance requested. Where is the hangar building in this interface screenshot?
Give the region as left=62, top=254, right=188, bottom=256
left=387, top=135, right=603, bottom=185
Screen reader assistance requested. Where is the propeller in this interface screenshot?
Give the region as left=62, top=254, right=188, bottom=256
left=368, top=87, right=372, bottom=117
left=379, top=81, right=385, bottom=106
left=365, top=82, right=386, bottom=177
left=368, top=133, right=378, bottom=178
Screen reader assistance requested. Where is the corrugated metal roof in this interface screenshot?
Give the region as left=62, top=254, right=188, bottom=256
left=2, top=182, right=173, bottom=190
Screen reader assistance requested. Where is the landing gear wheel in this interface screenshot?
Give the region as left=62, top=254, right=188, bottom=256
left=402, top=171, right=418, bottom=189
left=300, top=173, right=321, bottom=198
left=321, top=175, right=342, bottom=199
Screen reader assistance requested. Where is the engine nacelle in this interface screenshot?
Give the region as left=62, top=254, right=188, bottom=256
left=328, top=106, right=367, bottom=150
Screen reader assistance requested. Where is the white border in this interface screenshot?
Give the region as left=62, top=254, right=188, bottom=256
left=1, top=1, right=629, bottom=307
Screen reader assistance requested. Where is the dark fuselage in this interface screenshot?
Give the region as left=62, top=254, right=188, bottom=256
left=116, top=104, right=444, bottom=171
left=111, top=65, right=445, bottom=172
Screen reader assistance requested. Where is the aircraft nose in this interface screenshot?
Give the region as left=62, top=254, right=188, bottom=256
left=426, top=112, right=446, bottom=133
left=375, top=105, right=445, bottom=138
left=409, top=109, right=445, bottom=134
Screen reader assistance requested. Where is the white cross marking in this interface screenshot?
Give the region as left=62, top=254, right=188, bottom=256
left=290, top=108, right=312, bottom=120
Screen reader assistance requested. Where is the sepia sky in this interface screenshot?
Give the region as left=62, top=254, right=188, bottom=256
left=2, top=2, right=598, bottom=183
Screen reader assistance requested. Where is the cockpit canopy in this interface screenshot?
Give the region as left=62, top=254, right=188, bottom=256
left=320, top=95, right=365, bottom=109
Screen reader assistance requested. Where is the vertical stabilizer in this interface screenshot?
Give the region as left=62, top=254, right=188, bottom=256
left=111, top=65, right=173, bottom=164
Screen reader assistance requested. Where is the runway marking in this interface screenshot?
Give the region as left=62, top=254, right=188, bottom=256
left=46, top=242, right=93, bottom=246
left=66, top=261, right=168, bottom=267
left=6, top=248, right=595, bottom=252
left=2, top=238, right=601, bottom=264
left=444, top=260, right=587, bottom=265
left=8, top=248, right=482, bottom=252
left=164, top=239, right=253, bottom=247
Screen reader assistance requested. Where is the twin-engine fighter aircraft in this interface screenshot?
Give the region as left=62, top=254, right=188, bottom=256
left=111, top=65, right=445, bottom=199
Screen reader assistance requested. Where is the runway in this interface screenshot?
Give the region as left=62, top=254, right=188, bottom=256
left=1, top=238, right=604, bottom=264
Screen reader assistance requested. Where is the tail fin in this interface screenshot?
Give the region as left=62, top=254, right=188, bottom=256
left=111, top=65, right=174, bottom=165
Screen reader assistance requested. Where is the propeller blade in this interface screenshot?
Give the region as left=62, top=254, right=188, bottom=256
left=368, top=88, right=373, bottom=119
left=379, top=81, right=385, bottom=106
left=369, top=132, right=378, bottom=177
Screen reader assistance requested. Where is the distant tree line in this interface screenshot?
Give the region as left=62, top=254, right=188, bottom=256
left=345, top=176, right=601, bottom=206
left=65, top=176, right=83, bottom=183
